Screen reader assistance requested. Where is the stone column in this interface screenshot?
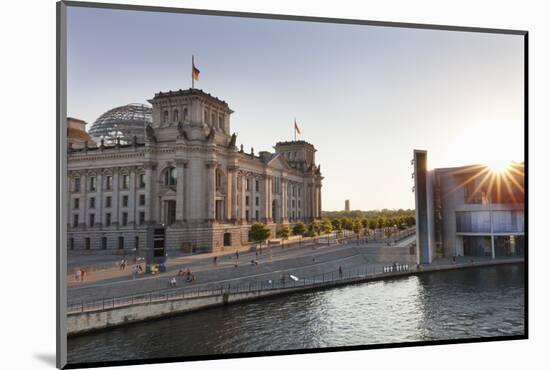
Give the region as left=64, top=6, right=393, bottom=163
left=79, top=171, right=87, bottom=227
left=266, top=175, right=272, bottom=223
left=112, top=168, right=119, bottom=226
left=205, top=162, right=216, bottom=222
left=240, top=173, right=247, bottom=223
left=250, top=175, right=256, bottom=221
left=281, top=178, right=288, bottom=222
left=230, top=167, right=238, bottom=222
left=144, top=163, right=154, bottom=224
left=129, top=168, right=136, bottom=225
left=175, top=159, right=187, bottom=224
left=96, top=171, right=103, bottom=226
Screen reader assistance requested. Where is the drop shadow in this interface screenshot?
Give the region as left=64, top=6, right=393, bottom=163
left=34, top=353, right=57, bottom=367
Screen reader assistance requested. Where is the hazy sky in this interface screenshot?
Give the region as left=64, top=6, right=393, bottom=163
left=67, top=7, right=524, bottom=211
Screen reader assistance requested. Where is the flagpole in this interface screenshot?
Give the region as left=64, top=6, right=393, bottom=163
left=294, top=118, right=296, bottom=141
left=191, top=55, right=194, bottom=89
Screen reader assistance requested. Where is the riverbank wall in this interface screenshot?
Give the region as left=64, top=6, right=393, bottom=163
left=67, top=257, right=523, bottom=336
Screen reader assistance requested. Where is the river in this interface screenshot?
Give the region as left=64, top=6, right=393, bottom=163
left=67, top=264, right=525, bottom=364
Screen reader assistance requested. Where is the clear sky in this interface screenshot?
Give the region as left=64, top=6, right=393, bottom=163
left=67, top=7, right=524, bottom=211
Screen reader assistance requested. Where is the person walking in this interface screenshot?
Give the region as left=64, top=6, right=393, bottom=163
left=213, top=256, right=218, bottom=265
left=236, top=250, right=239, bottom=260
left=339, top=265, right=343, bottom=278
left=75, top=268, right=81, bottom=282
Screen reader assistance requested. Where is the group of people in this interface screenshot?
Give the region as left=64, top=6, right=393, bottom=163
left=176, top=268, right=196, bottom=283
left=74, top=268, right=87, bottom=282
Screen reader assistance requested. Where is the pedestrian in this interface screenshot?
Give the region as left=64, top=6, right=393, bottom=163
left=236, top=250, right=239, bottom=260
left=213, top=256, right=218, bottom=265
left=75, top=269, right=81, bottom=282
left=339, top=265, right=343, bottom=277
left=81, top=269, right=86, bottom=281
left=186, top=268, right=191, bottom=276
left=132, top=266, right=138, bottom=280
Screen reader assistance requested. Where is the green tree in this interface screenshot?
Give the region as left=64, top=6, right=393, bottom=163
left=361, top=218, right=368, bottom=229
left=249, top=223, right=271, bottom=246
left=278, top=225, right=291, bottom=240
left=352, top=219, right=362, bottom=236
left=331, top=218, right=342, bottom=231
left=368, top=219, right=377, bottom=230
left=321, top=218, right=333, bottom=234
left=292, top=221, right=307, bottom=236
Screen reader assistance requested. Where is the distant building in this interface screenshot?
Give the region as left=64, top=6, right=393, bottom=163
left=413, top=150, right=524, bottom=264
left=67, top=117, right=96, bottom=149
left=345, top=199, right=350, bottom=212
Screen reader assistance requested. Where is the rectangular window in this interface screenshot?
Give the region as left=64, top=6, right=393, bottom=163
left=122, top=212, right=128, bottom=226
left=122, top=195, right=128, bottom=207
left=74, top=177, right=80, bottom=192
left=72, top=214, right=79, bottom=228
left=246, top=178, right=250, bottom=191
left=139, top=211, right=145, bottom=225
left=246, top=196, right=249, bottom=206
left=85, top=237, right=91, bottom=250
left=255, top=197, right=259, bottom=206
left=139, top=174, right=145, bottom=188
left=255, top=210, right=259, bottom=220
left=298, top=200, right=301, bottom=208
left=292, top=186, right=296, bottom=197
left=219, top=116, right=223, bottom=130
left=73, top=198, right=79, bottom=209
left=105, top=175, right=112, bottom=190
left=255, top=180, right=259, bottom=191
left=105, top=196, right=112, bottom=208
left=298, top=187, right=301, bottom=197
left=139, top=194, right=145, bottom=206
left=122, top=175, right=129, bottom=189
left=89, top=176, right=96, bottom=191
left=105, top=213, right=111, bottom=227
left=292, top=199, right=295, bottom=208
left=246, top=210, right=249, bottom=221
left=118, top=236, right=124, bottom=250
left=101, top=237, right=107, bottom=250
left=89, top=214, right=95, bottom=227
left=89, top=197, right=95, bottom=209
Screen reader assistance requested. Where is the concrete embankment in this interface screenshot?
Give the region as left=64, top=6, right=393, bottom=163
left=67, top=257, right=523, bottom=336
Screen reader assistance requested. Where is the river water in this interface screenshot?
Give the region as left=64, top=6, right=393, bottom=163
left=67, top=264, right=525, bottom=364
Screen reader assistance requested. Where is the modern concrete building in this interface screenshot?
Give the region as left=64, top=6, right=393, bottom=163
left=345, top=199, right=350, bottom=212
left=413, top=150, right=524, bottom=264
left=67, top=88, right=323, bottom=254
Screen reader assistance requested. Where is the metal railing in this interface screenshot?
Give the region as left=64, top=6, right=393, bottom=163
left=67, top=264, right=412, bottom=315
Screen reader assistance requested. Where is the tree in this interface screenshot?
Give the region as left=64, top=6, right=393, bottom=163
left=292, top=222, right=306, bottom=236
left=321, top=218, right=333, bottom=234
left=331, top=218, right=342, bottom=231
left=352, top=219, right=362, bottom=236
left=249, top=223, right=271, bottom=247
left=278, top=225, right=291, bottom=240
left=361, top=218, right=368, bottom=229
left=368, top=219, right=377, bottom=230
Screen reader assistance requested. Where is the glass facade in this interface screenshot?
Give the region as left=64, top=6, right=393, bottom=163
left=456, top=210, right=524, bottom=234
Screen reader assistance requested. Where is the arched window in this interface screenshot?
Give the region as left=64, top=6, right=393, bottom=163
left=164, top=167, right=177, bottom=186
left=163, top=110, right=169, bottom=124
left=173, top=109, right=179, bottom=122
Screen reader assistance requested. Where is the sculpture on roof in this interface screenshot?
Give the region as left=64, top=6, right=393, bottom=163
left=228, top=133, right=237, bottom=148
left=145, top=123, right=157, bottom=143
left=177, top=121, right=188, bottom=140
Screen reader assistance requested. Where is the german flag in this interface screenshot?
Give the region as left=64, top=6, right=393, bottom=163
left=294, top=119, right=301, bottom=135
left=192, top=62, right=200, bottom=81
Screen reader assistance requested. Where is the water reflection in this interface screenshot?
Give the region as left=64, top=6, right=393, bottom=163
left=68, top=264, right=524, bottom=364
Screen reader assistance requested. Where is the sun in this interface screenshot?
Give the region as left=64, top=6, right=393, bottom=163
left=486, top=158, right=511, bottom=174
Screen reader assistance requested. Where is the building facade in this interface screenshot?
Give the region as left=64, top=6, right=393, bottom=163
left=67, top=89, right=323, bottom=254
left=345, top=200, right=350, bottom=212
left=413, top=150, right=524, bottom=264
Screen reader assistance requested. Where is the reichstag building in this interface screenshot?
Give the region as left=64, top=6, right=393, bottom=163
left=67, top=89, right=323, bottom=253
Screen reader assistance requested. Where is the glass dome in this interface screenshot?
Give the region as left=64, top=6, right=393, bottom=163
left=88, top=103, right=152, bottom=144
